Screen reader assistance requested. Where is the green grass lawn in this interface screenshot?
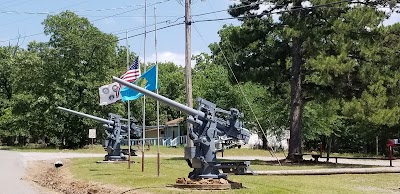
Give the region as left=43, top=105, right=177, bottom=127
left=69, top=157, right=400, bottom=194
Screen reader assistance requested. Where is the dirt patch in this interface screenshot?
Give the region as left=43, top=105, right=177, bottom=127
left=25, top=160, right=146, bottom=194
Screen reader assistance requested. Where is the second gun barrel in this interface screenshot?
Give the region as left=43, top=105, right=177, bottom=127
left=113, top=76, right=205, bottom=118
left=57, top=107, right=114, bottom=125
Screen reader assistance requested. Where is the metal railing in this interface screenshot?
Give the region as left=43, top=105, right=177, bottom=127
left=129, top=135, right=188, bottom=147
left=171, top=137, right=178, bottom=147
left=180, top=136, right=187, bottom=145
left=130, top=138, right=161, bottom=146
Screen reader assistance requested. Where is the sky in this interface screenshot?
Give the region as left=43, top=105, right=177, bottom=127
left=0, top=0, right=239, bottom=66
left=0, top=0, right=398, bottom=67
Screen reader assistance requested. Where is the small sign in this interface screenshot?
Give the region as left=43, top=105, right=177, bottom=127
left=88, top=129, right=96, bottom=139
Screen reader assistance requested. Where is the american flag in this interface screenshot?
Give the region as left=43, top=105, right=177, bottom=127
left=121, top=57, right=140, bottom=83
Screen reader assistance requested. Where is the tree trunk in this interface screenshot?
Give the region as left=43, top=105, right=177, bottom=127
left=332, top=135, right=337, bottom=153
left=262, top=132, right=268, bottom=149
left=326, top=136, right=332, bottom=162
left=287, top=37, right=304, bottom=161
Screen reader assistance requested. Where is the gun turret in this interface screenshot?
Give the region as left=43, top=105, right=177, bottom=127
left=113, top=76, right=250, bottom=179
left=57, top=107, right=141, bottom=161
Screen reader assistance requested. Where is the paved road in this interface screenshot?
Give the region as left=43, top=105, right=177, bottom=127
left=219, top=155, right=400, bottom=167
left=16, top=152, right=400, bottom=167
left=0, top=150, right=41, bottom=194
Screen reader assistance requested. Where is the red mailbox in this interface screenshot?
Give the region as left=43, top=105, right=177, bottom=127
left=387, top=139, right=399, bottom=167
left=387, top=139, right=395, bottom=146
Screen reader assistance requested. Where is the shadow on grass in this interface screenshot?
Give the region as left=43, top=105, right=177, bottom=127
left=165, top=157, right=378, bottom=168
left=165, top=157, right=185, bottom=161
left=121, top=186, right=167, bottom=193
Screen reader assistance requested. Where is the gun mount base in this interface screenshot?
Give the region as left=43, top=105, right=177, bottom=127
left=219, top=161, right=254, bottom=175
left=102, top=147, right=138, bottom=161
left=188, top=163, right=227, bottom=179
left=174, top=178, right=243, bottom=190
left=105, top=155, right=127, bottom=161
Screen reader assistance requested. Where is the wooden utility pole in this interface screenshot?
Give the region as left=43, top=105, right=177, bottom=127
left=185, top=0, right=193, bottom=148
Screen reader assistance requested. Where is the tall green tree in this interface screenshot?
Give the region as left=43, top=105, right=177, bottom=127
left=0, top=46, right=23, bottom=142
left=213, top=0, right=397, bottom=160
left=9, top=11, right=122, bottom=147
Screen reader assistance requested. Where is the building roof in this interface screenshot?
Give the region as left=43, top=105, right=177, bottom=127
left=142, top=118, right=184, bottom=132
left=165, top=117, right=184, bottom=126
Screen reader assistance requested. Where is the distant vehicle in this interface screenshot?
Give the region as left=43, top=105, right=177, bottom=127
left=217, top=136, right=243, bottom=149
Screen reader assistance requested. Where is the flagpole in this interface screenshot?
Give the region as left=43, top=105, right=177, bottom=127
left=154, top=7, right=160, bottom=177
left=126, top=31, right=131, bottom=169
left=142, top=0, right=147, bottom=173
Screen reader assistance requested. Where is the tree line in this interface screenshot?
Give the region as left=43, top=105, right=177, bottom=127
left=1, top=1, right=400, bottom=158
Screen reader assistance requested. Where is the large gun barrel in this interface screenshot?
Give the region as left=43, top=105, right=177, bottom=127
left=112, top=76, right=205, bottom=118
left=57, top=107, right=113, bottom=125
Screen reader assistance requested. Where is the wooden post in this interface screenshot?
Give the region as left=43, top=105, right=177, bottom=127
left=326, top=136, right=332, bottom=162
left=126, top=31, right=131, bottom=170
left=389, top=145, right=393, bottom=167
left=142, top=0, right=147, bottom=173
left=178, top=124, right=181, bottom=145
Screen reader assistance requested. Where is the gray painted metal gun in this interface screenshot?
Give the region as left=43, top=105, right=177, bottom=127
left=113, top=76, right=250, bottom=179
left=57, top=107, right=142, bottom=161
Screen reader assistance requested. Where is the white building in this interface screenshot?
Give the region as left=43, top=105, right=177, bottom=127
left=242, top=130, right=289, bottom=151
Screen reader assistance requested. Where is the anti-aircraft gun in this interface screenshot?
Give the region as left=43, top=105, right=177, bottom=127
left=57, top=107, right=142, bottom=161
left=113, top=77, right=250, bottom=179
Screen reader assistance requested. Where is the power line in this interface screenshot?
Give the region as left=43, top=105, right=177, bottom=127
left=0, top=0, right=170, bottom=14
left=0, top=0, right=173, bottom=44
left=110, top=16, right=184, bottom=35
left=91, top=0, right=172, bottom=23
left=2, top=0, right=33, bottom=10
left=19, top=21, right=182, bottom=52
left=0, top=1, right=90, bottom=35
left=0, top=0, right=22, bottom=7
left=191, top=0, right=368, bottom=23
left=0, top=10, right=182, bottom=18
left=83, top=15, right=182, bottom=18
left=121, top=22, right=183, bottom=41
left=176, top=0, right=184, bottom=6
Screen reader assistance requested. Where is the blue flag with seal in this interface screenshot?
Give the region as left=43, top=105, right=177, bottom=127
left=120, top=65, right=158, bottom=101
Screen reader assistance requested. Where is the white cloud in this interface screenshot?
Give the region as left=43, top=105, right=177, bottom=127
left=383, top=12, right=400, bottom=26
left=251, top=2, right=280, bottom=21
left=103, top=18, right=115, bottom=25
left=147, top=51, right=201, bottom=67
